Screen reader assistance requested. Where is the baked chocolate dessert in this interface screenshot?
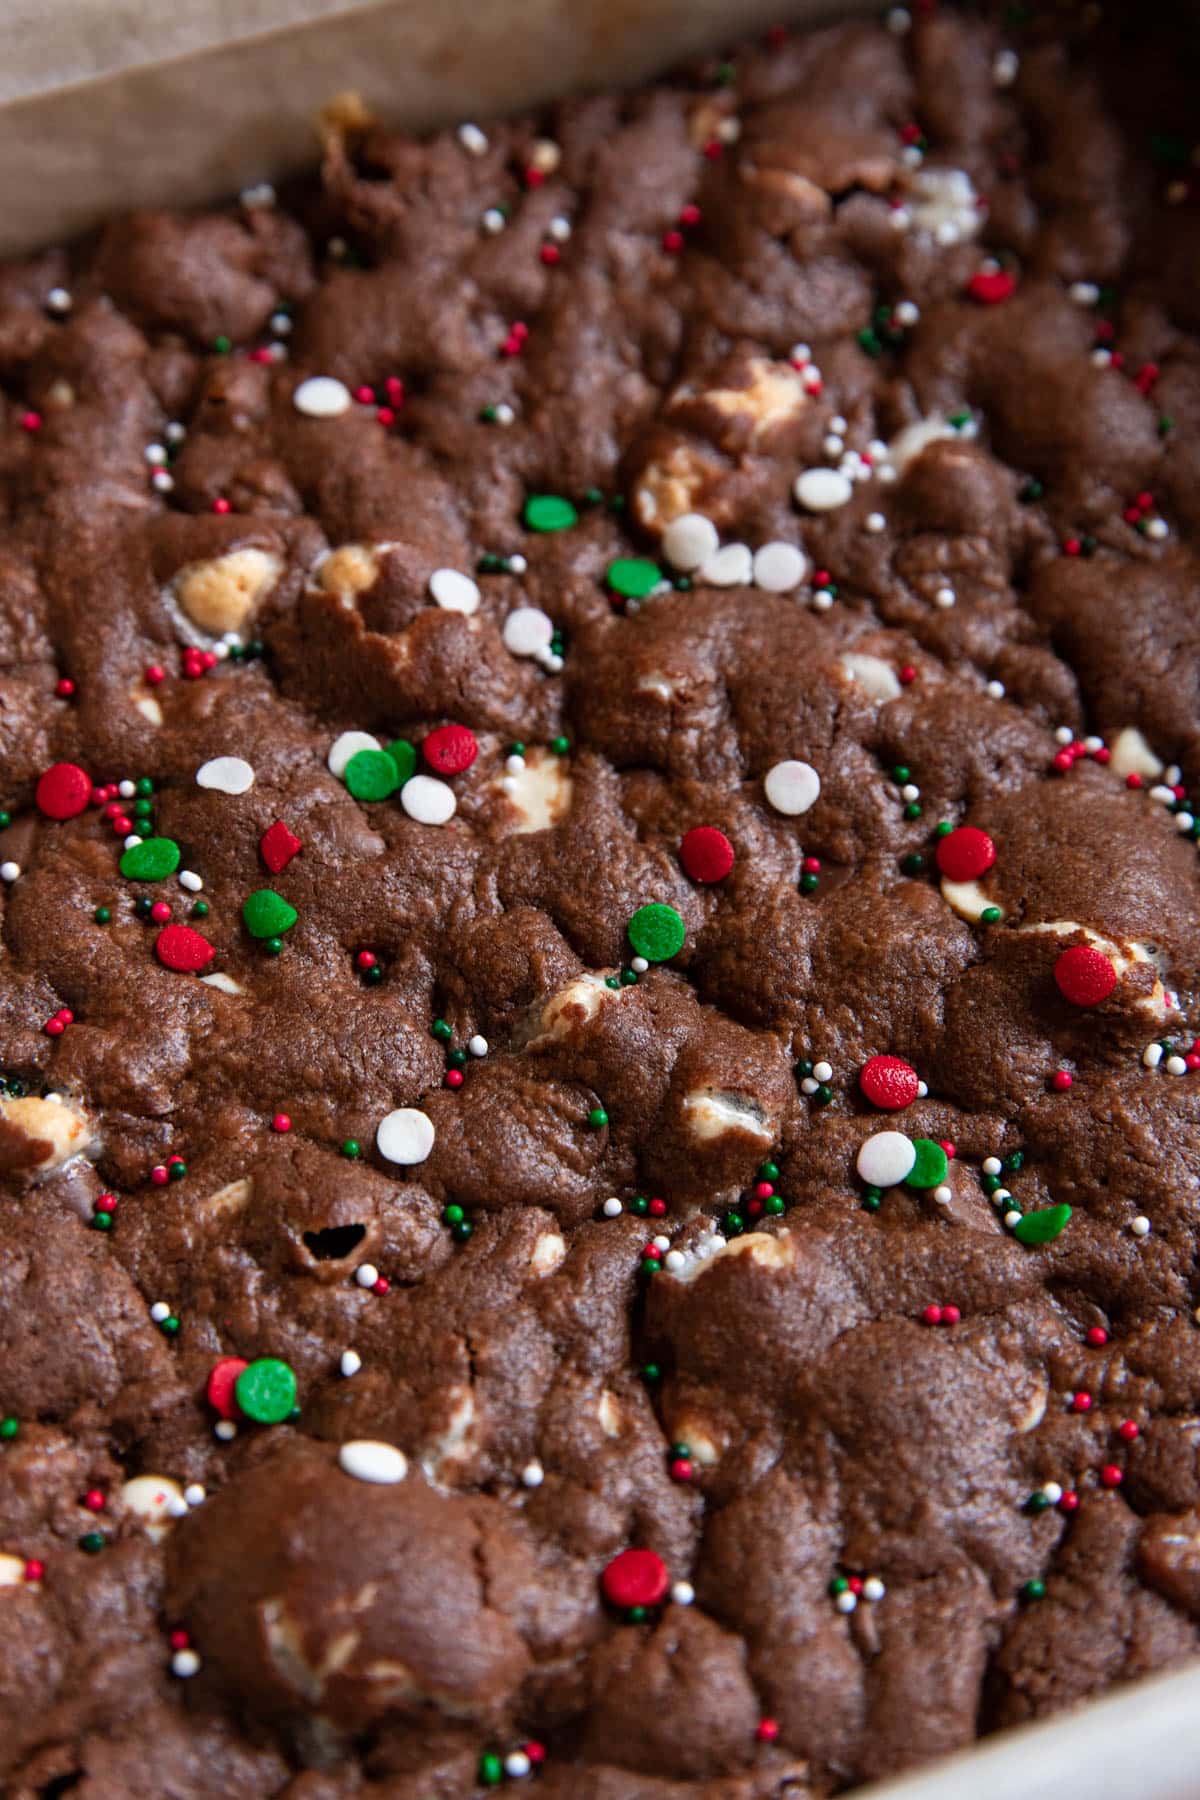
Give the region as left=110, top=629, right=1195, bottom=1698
left=2, top=3, right=1200, bottom=1793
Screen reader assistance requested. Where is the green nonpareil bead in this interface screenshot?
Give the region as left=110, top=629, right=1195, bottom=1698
left=1005, top=1151, right=1025, bottom=1171
left=478, top=1752, right=504, bottom=1787
left=764, top=1194, right=785, bottom=1216
left=1026, top=1492, right=1050, bottom=1513
left=0, top=811, right=10, bottom=828
left=242, top=889, right=297, bottom=938
left=800, top=872, right=820, bottom=892
left=813, top=1084, right=833, bottom=1106
left=79, top=1532, right=106, bottom=1553
left=551, top=735, right=570, bottom=755
left=343, top=748, right=399, bottom=801
left=620, top=968, right=638, bottom=985
left=432, top=1018, right=453, bottom=1040
left=0, top=1417, right=18, bottom=1440
left=627, top=902, right=686, bottom=963
left=981, top=906, right=1004, bottom=924
left=92, top=1210, right=113, bottom=1230
left=901, top=854, right=925, bottom=876
left=191, top=900, right=209, bottom=918
left=1013, top=1203, right=1071, bottom=1245
left=606, top=975, right=620, bottom=989
left=903, top=802, right=922, bottom=821
left=640, top=1257, right=660, bottom=1276
left=641, top=1363, right=661, bottom=1382
left=1021, top=1578, right=1046, bottom=1601
left=607, top=557, right=662, bottom=599
left=904, top=1138, right=949, bottom=1190
left=631, top=1196, right=649, bottom=1215
left=443, top=1204, right=464, bottom=1225
left=760, top=1161, right=779, bottom=1180
left=341, top=1139, right=360, bottom=1158
left=94, top=906, right=111, bottom=923
left=452, top=1219, right=474, bottom=1242
left=626, top=1604, right=649, bottom=1623
left=523, top=494, right=578, bottom=532
left=723, top=1211, right=744, bottom=1236
left=588, top=1107, right=609, bottom=1128
left=120, top=837, right=180, bottom=881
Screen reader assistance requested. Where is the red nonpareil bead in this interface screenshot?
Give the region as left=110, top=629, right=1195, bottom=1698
left=353, top=385, right=375, bottom=404
left=753, top=1181, right=774, bottom=1200
left=670, top=1457, right=694, bottom=1482
left=376, top=406, right=396, bottom=426
left=444, top=1068, right=464, bottom=1089
left=642, top=1243, right=662, bottom=1260
left=899, top=665, right=917, bottom=684
left=967, top=269, right=1016, bottom=304
left=941, top=1304, right=961, bottom=1325
left=145, top=664, right=165, bottom=685
left=539, top=244, right=561, bottom=265
left=20, top=410, right=43, bottom=432
left=44, top=1017, right=65, bottom=1036
left=1118, top=1420, right=1139, bottom=1442
left=150, top=902, right=171, bottom=923
left=524, top=166, right=545, bottom=188
left=1058, top=1490, right=1079, bottom=1513
left=55, top=677, right=76, bottom=697
left=23, top=1560, right=45, bottom=1582
left=1092, top=747, right=1110, bottom=764
left=1136, top=491, right=1155, bottom=510
left=747, top=1197, right=763, bottom=1217
left=1185, top=1053, right=1200, bottom=1071
left=510, top=322, right=529, bottom=342
left=1100, top=1464, right=1123, bottom=1488
left=662, top=229, right=685, bottom=253
left=940, top=1142, right=956, bottom=1159
left=648, top=1197, right=667, bottom=1216
left=1071, top=1392, right=1092, bottom=1412
left=1086, top=1327, right=1109, bottom=1347
left=111, top=815, right=133, bottom=835
left=373, top=1276, right=389, bottom=1295
left=756, top=1717, right=780, bottom=1742
left=1051, top=1070, right=1074, bottom=1091
left=1064, top=538, right=1081, bottom=556
left=169, top=1629, right=191, bottom=1650
left=922, top=1305, right=943, bottom=1325
left=272, top=1113, right=292, bottom=1133
left=1053, top=750, right=1074, bottom=772
left=212, top=497, right=231, bottom=515
left=802, top=855, right=821, bottom=874
left=151, top=1165, right=169, bottom=1185
left=384, top=377, right=405, bottom=404
left=83, top=1489, right=105, bottom=1512
left=679, top=203, right=702, bottom=226
left=523, top=1742, right=546, bottom=1765
left=355, top=951, right=377, bottom=970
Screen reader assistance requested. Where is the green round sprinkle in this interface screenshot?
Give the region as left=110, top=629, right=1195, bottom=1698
left=606, top=557, right=661, bottom=599
left=432, top=1018, right=453, bottom=1041
left=813, top=1084, right=834, bottom=1107
left=640, top=1257, right=660, bottom=1276
left=120, top=837, right=180, bottom=881
left=588, top=1107, right=609, bottom=1129
left=1021, top=1578, right=1046, bottom=1602
left=132, top=797, right=153, bottom=818
left=904, top=1138, right=949, bottom=1190
left=213, top=334, right=232, bottom=354
left=344, top=748, right=399, bottom=801
left=451, top=1219, right=474, bottom=1242
left=448, top=1048, right=467, bottom=1068
left=935, top=820, right=953, bottom=838
left=94, top=906, right=111, bottom=924
left=620, top=968, right=638, bottom=985
left=901, top=853, right=925, bottom=876
left=341, top=1138, right=360, bottom=1158
left=627, top=1604, right=649, bottom=1623
left=478, top=1752, right=504, bottom=1787
left=523, top=494, right=578, bottom=532
left=134, top=896, right=153, bottom=917
left=135, top=777, right=154, bottom=797
left=723, top=1210, right=744, bottom=1236
left=92, top=1210, right=113, bottom=1231
left=983, top=1173, right=1002, bottom=1195
left=674, top=576, right=691, bottom=591
left=0, top=811, right=10, bottom=829
left=551, top=736, right=570, bottom=756
left=582, top=487, right=604, bottom=506
left=242, top=889, right=297, bottom=938
left=364, top=965, right=383, bottom=985
left=1005, top=1151, right=1025, bottom=1172
left=0, top=1417, right=18, bottom=1441
left=235, top=1357, right=297, bottom=1424
left=671, top=1442, right=691, bottom=1460
left=480, top=405, right=498, bottom=423
left=443, top=1203, right=464, bottom=1225
left=605, top=975, right=620, bottom=989
left=264, top=937, right=283, bottom=955
left=800, top=872, right=820, bottom=893
left=168, top=1160, right=187, bottom=1181
left=903, top=802, right=922, bottom=821
left=764, top=1194, right=785, bottom=1216
left=79, top=1531, right=106, bottom=1554
left=829, top=1576, right=850, bottom=1596
left=631, top=1196, right=649, bottom=1216
left=641, top=1363, right=661, bottom=1383
left=627, top=902, right=686, bottom=963
left=981, top=906, right=1004, bottom=924
left=1026, top=1492, right=1050, bottom=1513
left=509, top=742, right=525, bottom=757
left=892, top=766, right=910, bottom=783
left=191, top=900, right=209, bottom=918
left=160, top=1315, right=181, bottom=1335
left=863, top=1186, right=882, bottom=1202
left=383, top=739, right=417, bottom=786
left=760, top=1161, right=779, bottom=1180
left=1013, top=1203, right=1071, bottom=1245
left=797, top=1060, right=814, bottom=1078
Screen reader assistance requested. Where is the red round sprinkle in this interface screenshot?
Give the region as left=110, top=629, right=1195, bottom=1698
left=756, top=1718, right=780, bottom=1743
left=1186, top=1052, right=1200, bottom=1071
left=111, top=815, right=133, bottom=835
left=444, top=1068, right=464, bottom=1089
left=802, top=855, right=821, bottom=874
left=662, top=229, right=685, bottom=253
left=1058, top=1491, right=1079, bottom=1513
left=170, top=1629, right=191, bottom=1650
left=373, top=1276, right=390, bottom=1295
left=384, top=377, right=405, bottom=404
left=1054, top=944, right=1117, bottom=1007
left=642, top=1243, right=662, bottom=1261
left=1136, top=491, right=1154, bottom=510
left=939, top=1141, right=956, bottom=1160
left=967, top=269, right=1016, bottom=305
left=355, top=950, right=377, bottom=970
left=376, top=406, right=396, bottom=427
left=860, top=1054, right=920, bottom=1111
left=144, top=665, right=165, bottom=686
left=151, top=1165, right=169, bottom=1185
left=260, top=820, right=302, bottom=874
left=36, top=761, right=91, bottom=820
left=601, top=1546, right=669, bottom=1609
left=680, top=825, right=734, bottom=884
left=899, top=665, right=917, bottom=684
left=1092, top=747, right=1110, bottom=765
left=847, top=1576, right=864, bottom=1595
left=669, top=1457, right=694, bottom=1482
left=155, top=924, right=215, bottom=973
left=1053, top=750, right=1074, bottom=772
left=83, top=1489, right=105, bottom=1512
left=523, top=1742, right=546, bottom=1765
left=679, top=203, right=702, bottom=226
left=150, top=902, right=172, bottom=924
left=942, top=1304, right=961, bottom=1325
left=21, top=410, right=43, bottom=432
left=55, top=677, right=76, bottom=698
left=1064, top=538, right=1081, bottom=557
left=1051, top=1070, right=1074, bottom=1091
left=702, top=139, right=723, bottom=160
left=44, top=1017, right=65, bottom=1036
left=1071, top=1392, right=1092, bottom=1413
left=207, top=1356, right=248, bottom=1420
left=24, top=1560, right=45, bottom=1582
left=510, top=321, right=529, bottom=342
left=272, top=1114, right=292, bottom=1133
left=1100, top=1464, right=1123, bottom=1488
left=353, top=385, right=375, bottom=404
left=747, top=1198, right=763, bottom=1217
left=524, top=166, right=545, bottom=188
left=935, top=826, right=996, bottom=882
left=539, top=244, right=561, bottom=265
left=422, top=723, right=478, bottom=775
left=922, top=1305, right=943, bottom=1326
left=1086, top=1326, right=1109, bottom=1347
left=212, top=497, right=231, bottom=515
left=754, top=1181, right=774, bottom=1200
left=648, top=1197, right=667, bottom=1216
left=1118, top=1420, right=1139, bottom=1442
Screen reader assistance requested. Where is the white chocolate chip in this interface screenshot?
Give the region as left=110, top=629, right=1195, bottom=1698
left=681, top=1089, right=773, bottom=1144
left=794, top=468, right=853, bottom=512
left=338, top=1441, right=408, bottom=1484
left=375, top=1108, right=435, bottom=1165
left=196, top=756, right=254, bottom=796
left=764, top=759, right=821, bottom=816
left=698, top=542, right=753, bottom=587
left=502, top=606, right=554, bottom=657
left=293, top=376, right=352, bottom=418
left=531, top=1231, right=566, bottom=1275
left=752, top=541, right=808, bottom=592
left=399, top=775, right=457, bottom=825
left=839, top=653, right=902, bottom=701
left=0, top=1093, right=94, bottom=1176
left=172, top=548, right=282, bottom=637
left=121, top=1475, right=186, bottom=1541
left=662, top=512, right=719, bottom=572
left=429, top=568, right=480, bottom=614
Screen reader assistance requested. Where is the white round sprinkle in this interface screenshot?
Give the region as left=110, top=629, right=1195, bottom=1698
left=795, top=468, right=853, bottom=512
left=172, top=1650, right=201, bottom=1678
left=915, top=1081, right=928, bottom=1098
left=812, top=589, right=834, bottom=611
left=179, top=870, right=203, bottom=892
left=856, top=1130, right=916, bottom=1187
left=863, top=1576, right=886, bottom=1602
left=548, top=214, right=572, bottom=242
left=429, top=568, right=480, bottom=615
left=270, top=313, right=292, bottom=335
left=1083, top=735, right=1103, bottom=753
left=631, top=956, right=649, bottom=974
left=1176, top=813, right=1194, bottom=833
left=468, top=1034, right=488, bottom=1057
left=983, top=1156, right=1002, bottom=1176
left=652, top=1234, right=670, bottom=1252
left=338, top=1440, right=408, bottom=1485
left=494, top=403, right=515, bottom=425
left=482, top=208, right=506, bottom=234
left=933, top=1184, right=952, bottom=1204
left=47, top=286, right=73, bottom=313
left=671, top=1580, right=695, bottom=1605
left=1131, top=1215, right=1151, bottom=1238
left=1042, top=1482, right=1062, bottom=1505
left=376, top=1106, right=435, bottom=1165
left=1143, top=1043, right=1164, bottom=1069
left=149, top=1302, right=170, bottom=1323
left=823, top=435, right=845, bottom=457
left=506, top=554, right=528, bottom=576
left=123, top=835, right=143, bottom=851
left=505, top=1751, right=533, bottom=1779
left=0, top=862, right=19, bottom=883
left=328, top=731, right=381, bottom=777
left=165, top=420, right=186, bottom=443
left=184, top=1483, right=206, bottom=1507
left=836, top=1590, right=858, bottom=1614
left=1003, top=1210, right=1023, bottom=1230
left=1166, top=765, right=1183, bottom=785
left=764, top=759, right=821, bottom=816
left=934, top=586, right=956, bottom=609
left=355, top=1263, right=379, bottom=1288
left=752, top=541, right=808, bottom=593
left=895, top=301, right=920, bottom=326
left=215, top=1419, right=237, bottom=1441
left=890, top=208, right=911, bottom=231
left=1054, top=726, right=1075, bottom=745
left=151, top=470, right=175, bottom=493
left=503, top=606, right=555, bottom=657
left=664, top=1250, right=686, bottom=1272
left=400, top=775, right=457, bottom=826
left=994, top=1189, right=1012, bottom=1205
left=1166, top=1055, right=1187, bottom=1076
left=293, top=376, right=352, bottom=419
left=662, top=512, right=720, bottom=572
left=698, top=542, right=753, bottom=588
left=458, top=122, right=488, bottom=155
left=602, top=1197, right=623, bottom=1218
left=986, top=680, right=1005, bottom=699
left=901, top=784, right=920, bottom=803
left=521, top=1460, right=545, bottom=1488
left=119, top=779, right=136, bottom=798
left=1070, top=282, right=1100, bottom=305
left=1150, top=785, right=1176, bottom=804
left=800, top=1077, right=819, bottom=1095
left=340, top=1350, right=362, bottom=1377
left=505, top=755, right=526, bottom=776
left=196, top=756, right=254, bottom=796
left=813, top=1061, right=833, bottom=1083
left=1145, top=518, right=1168, bottom=541
left=144, top=443, right=168, bottom=466
left=901, top=145, right=924, bottom=169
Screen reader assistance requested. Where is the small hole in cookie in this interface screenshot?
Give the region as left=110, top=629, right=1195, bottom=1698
left=40, top=1776, right=84, bottom=1799
left=303, top=1223, right=367, bottom=1261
